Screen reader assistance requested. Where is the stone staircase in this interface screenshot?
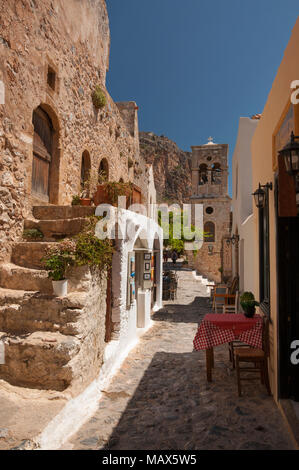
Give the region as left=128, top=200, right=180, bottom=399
left=0, top=205, right=107, bottom=392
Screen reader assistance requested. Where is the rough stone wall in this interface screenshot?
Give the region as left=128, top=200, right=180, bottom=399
left=0, top=0, right=139, bottom=262
left=116, top=102, right=148, bottom=203
left=0, top=265, right=107, bottom=393
left=68, top=267, right=108, bottom=395
left=139, top=132, right=192, bottom=204
left=192, top=198, right=232, bottom=283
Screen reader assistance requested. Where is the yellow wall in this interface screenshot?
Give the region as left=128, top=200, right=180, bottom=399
left=251, top=17, right=299, bottom=402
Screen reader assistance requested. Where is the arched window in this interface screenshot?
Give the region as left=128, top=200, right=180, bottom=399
left=211, top=163, right=221, bottom=184
left=199, top=164, right=208, bottom=185
left=204, top=221, right=215, bottom=242
left=80, top=150, right=91, bottom=190
left=98, top=158, right=109, bottom=183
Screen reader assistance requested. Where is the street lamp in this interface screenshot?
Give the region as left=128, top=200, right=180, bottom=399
left=252, top=183, right=273, bottom=209
left=208, top=245, right=214, bottom=255
left=226, top=234, right=240, bottom=247
left=278, top=131, right=299, bottom=177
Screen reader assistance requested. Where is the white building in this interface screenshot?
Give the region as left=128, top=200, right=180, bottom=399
left=231, top=116, right=260, bottom=293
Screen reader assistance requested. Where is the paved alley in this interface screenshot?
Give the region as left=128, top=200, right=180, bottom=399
left=65, top=270, right=294, bottom=450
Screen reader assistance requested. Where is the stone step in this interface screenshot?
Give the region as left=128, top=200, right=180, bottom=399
left=0, top=288, right=86, bottom=335
left=24, top=217, right=89, bottom=240
left=0, top=263, right=52, bottom=293
left=32, top=205, right=95, bottom=221
left=0, top=261, right=97, bottom=295
left=0, top=331, right=80, bottom=391
left=12, top=242, right=60, bottom=269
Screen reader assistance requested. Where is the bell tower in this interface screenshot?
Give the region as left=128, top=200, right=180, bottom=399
left=190, top=137, right=232, bottom=282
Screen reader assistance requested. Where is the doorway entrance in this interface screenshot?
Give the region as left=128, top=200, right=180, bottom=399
left=31, top=105, right=60, bottom=204
left=277, top=215, right=299, bottom=401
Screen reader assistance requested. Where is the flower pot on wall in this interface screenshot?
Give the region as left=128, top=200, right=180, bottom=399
left=52, top=279, right=68, bottom=297
left=241, top=303, right=256, bottom=318
left=80, top=198, right=92, bottom=206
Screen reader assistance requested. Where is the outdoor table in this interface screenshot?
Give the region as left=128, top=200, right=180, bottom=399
left=193, top=313, right=263, bottom=382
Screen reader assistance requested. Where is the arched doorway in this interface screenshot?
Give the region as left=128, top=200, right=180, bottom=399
left=81, top=150, right=91, bottom=190
left=31, top=105, right=59, bottom=203
left=98, top=158, right=109, bottom=183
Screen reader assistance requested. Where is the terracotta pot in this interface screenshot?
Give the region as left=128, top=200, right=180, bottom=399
left=52, top=279, right=68, bottom=297
left=80, top=198, right=92, bottom=206
left=242, top=305, right=256, bottom=318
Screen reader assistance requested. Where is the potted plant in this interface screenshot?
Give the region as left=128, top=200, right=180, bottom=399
left=240, top=291, right=259, bottom=318
left=80, top=170, right=98, bottom=206
left=43, top=241, right=76, bottom=297
left=71, top=195, right=81, bottom=206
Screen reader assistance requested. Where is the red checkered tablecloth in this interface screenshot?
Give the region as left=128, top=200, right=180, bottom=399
left=193, top=314, right=263, bottom=350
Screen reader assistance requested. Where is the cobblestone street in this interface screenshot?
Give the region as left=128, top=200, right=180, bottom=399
left=65, top=270, right=294, bottom=450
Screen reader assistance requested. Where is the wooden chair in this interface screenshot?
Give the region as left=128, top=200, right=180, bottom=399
left=213, top=286, right=228, bottom=312
left=223, top=291, right=239, bottom=314
left=234, top=315, right=271, bottom=397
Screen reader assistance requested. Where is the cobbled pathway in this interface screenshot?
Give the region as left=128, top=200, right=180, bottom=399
left=66, top=270, right=293, bottom=450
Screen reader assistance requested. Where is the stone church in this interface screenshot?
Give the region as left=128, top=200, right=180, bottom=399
left=190, top=138, right=232, bottom=283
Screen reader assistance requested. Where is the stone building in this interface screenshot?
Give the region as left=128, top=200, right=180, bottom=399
left=0, top=0, right=162, bottom=396
left=190, top=138, right=232, bottom=283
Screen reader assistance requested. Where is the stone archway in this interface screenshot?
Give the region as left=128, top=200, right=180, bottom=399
left=98, top=158, right=109, bottom=183
left=80, top=150, right=91, bottom=191
left=31, top=104, right=60, bottom=204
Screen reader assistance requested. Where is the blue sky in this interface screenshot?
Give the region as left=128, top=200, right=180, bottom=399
left=106, top=0, right=298, bottom=195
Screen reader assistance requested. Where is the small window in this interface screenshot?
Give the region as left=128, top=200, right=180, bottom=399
left=204, top=221, right=215, bottom=242
left=47, top=66, right=56, bottom=91
left=206, top=207, right=214, bottom=215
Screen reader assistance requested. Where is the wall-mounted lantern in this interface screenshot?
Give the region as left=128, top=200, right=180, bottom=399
left=252, top=183, right=273, bottom=209
left=278, top=131, right=299, bottom=178
left=208, top=245, right=214, bottom=255
left=226, top=234, right=240, bottom=247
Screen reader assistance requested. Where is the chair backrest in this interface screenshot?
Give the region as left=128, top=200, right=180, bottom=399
left=234, top=290, right=239, bottom=313
left=229, top=276, right=239, bottom=295
left=215, top=287, right=227, bottom=294
left=214, top=287, right=228, bottom=306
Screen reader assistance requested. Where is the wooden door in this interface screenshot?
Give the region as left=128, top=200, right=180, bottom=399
left=32, top=107, right=53, bottom=200
left=277, top=216, right=299, bottom=400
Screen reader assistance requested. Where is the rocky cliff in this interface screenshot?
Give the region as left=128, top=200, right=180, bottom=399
left=139, top=132, right=192, bottom=204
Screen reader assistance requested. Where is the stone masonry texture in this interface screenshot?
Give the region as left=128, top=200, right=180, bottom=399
left=0, top=0, right=147, bottom=262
